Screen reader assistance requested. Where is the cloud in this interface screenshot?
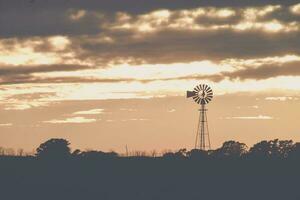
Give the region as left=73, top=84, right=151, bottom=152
left=290, top=3, right=300, bottom=15
left=1, top=58, right=300, bottom=87
left=172, top=60, right=300, bottom=82
left=4, top=102, right=50, bottom=111
left=1, top=2, right=300, bottom=63
left=44, top=117, right=97, bottom=124
left=265, top=96, right=299, bottom=101
left=0, top=123, right=13, bottom=127
left=221, top=61, right=300, bottom=80
left=0, top=64, right=94, bottom=85
left=120, top=108, right=137, bottom=111
left=225, top=115, right=274, bottom=120
left=71, top=29, right=300, bottom=65
left=66, top=4, right=300, bottom=63
left=69, top=10, right=87, bottom=21
left=73, top=108, right=104, bottom=115
left=0, top=92, right=57, bottom=110
left=0, top=64, right=91, bottom=76
left=0, top=76, right=137, bottom=86
left=0, top=2, right=300, bottom=70
left=236, top=105, right=259, bottom=109
left=1, top=1, right=300, bottom=104
left=121, top=118, right=149, bottom=122
left=110, top=5, right=299, bottom=34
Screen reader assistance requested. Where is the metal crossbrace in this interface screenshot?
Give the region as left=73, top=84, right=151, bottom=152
left=195, top=104, right=211, bottom=150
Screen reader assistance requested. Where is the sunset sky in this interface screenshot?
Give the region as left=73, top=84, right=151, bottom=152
left=0, top=0, right=300, bottom=153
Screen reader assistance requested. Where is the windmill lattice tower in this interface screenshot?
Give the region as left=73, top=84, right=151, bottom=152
left=187, top=84, right=213, bottom=150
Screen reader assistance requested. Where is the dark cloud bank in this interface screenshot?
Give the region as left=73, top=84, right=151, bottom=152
left=0, top=0, right=299, bottom=37
left=1, top=0, right=300, bottom=85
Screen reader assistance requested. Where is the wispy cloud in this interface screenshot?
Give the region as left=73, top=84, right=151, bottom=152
left=3, top=101, right=52, bottom=111
left=44, top=117, right=97, bottom=124
left=290, top=3, right=300, bottom=15
left=120, top=108, right=137, bottom=111
left=121, top=118, right=149, bottom=122
left=73, top=108, right=104, bottom=115
left=236, top=105, right=259, bottom=109
left=105, top=119, right=116, bottom=122
left=224, top=115, right=274, bottom=120
left=265, top=96, right=299, bottom=101
left=0, top=123, right=13, bottom=127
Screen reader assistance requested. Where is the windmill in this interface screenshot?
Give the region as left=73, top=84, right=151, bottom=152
left=187, top=84, right=213, bottom=150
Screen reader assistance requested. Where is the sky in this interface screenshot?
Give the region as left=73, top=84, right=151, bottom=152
left=0, top=0, right=300, bottom=153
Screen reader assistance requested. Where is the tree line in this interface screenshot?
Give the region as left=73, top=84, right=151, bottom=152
left=1, top=138, right=300, bottom=200
left=16, top=138, right=297, bottom=160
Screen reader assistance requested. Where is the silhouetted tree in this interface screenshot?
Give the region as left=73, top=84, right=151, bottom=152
left=0, top=147, right=5, bottom=155
left=17, top=148, right=24, bottom=156
left=248, top=140, right=273, bottom=159
left=248, top=139, right=294, bottom=159
left=4, top=148, right=15, bottom=156
left=162, top=152, right=175, bottom=159
left=36, top=138, right=71, bottom=159
left=72, top=149, right=81, bottom=156
left=79, top=150, right=118, bottom=159
left=150, top=150, right=157, bottom=157
left=277, top=140, right=294, bottom=158
left=289, top=142, right=300, bottom=160
left=162, top=149, right=187, bottom=159
left=175, top=148, right=187, bottom=158
left=132, top=151, right=147, bottom=157
left=186, top=149, right=208, bottom=160
left=212, top=140, right=248, bottom=159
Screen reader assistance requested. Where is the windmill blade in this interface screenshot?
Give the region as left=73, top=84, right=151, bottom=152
left=194, top=87, right=200, bottom=92
left=197, top=98, right=201, bottom=104
left=193, top=96, right=200, bottom=102
left=204, top=84, right=208, bottom=91
left=205, top=97, right=212, bottom=101
left=207, top=89, right=212, bottom=93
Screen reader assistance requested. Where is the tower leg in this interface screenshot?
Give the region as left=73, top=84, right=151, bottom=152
left=195, top=105, right=211, bottom=150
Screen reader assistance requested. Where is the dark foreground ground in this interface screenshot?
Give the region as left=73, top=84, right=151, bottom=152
left=0, top=157, right=299, bottom=200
